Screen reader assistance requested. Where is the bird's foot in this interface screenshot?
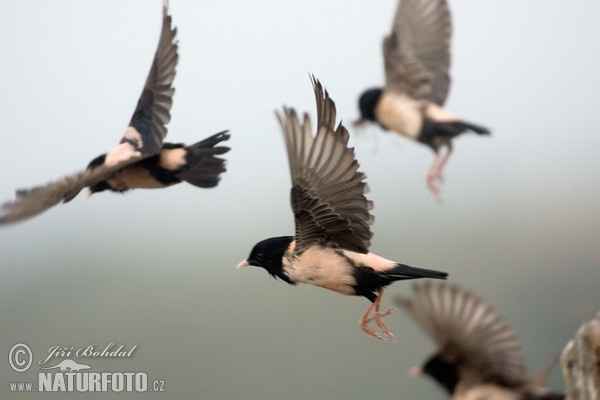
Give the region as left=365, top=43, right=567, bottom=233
left=435, top=169, right=445, bottom=183
left=426, top=174, right=443, bottom=202
left=359, top=306, right=398, bottom=341
left=426, top=148, right=452, bottom=201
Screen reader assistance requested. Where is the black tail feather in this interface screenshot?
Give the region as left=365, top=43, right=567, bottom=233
left=452, top=120, right=490, bottom=135
left=420, top=118, right=489, bottom=150
left=179, top=130, right=230, bottom=188
left=387, top=263, right=448, bottom=281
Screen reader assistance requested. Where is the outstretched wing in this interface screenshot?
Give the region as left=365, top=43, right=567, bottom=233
left=276, top=76, right=374, bottom=255
left=0, top=164, right=124, bottom=225
left=124, top=1, right=178, bottom=156
left=383, top=0, right=452, bottom=105
left=396, top=282, right=528, bottom=387
left=0, top=2, right=178, bottom=226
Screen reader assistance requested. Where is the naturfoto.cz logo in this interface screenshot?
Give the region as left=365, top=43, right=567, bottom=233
left=8, top=342, right=166, bottom=393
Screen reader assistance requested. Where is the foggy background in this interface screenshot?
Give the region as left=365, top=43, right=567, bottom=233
left=0, top=0, right=599, bottom=398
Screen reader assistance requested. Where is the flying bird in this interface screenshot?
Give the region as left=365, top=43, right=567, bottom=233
left=355, top=0, right=489, bottom=199
left=0, top=1, right=230, bottom=226
left=396, top=282, right=564, bottom=399
left=237, top=76, right=448, bottom=340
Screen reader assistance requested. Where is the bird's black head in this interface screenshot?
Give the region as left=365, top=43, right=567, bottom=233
left=239, top=236, right=294, bottom=284
left=357, top=88, right=383, bottom=122
left=421, top=354, right=459, bottom=395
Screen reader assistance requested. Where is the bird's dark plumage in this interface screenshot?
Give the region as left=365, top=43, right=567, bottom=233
left=0, top=3, right=230, bottom=226
left=396, top=282, right=564, bottom=399
left=243, top=236, right=296, bottom=284
left=127, top=1, right=178, bottom=157
left=355, top=0, right=490, bottom=199
left=238, top=76, right=447, bottom=340
left=178, top=131, right=230, bottom=188
left=88, top=130, right=230, bottom=195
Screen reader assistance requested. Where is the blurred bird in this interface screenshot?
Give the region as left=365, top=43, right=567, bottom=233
left=237, top=76, right=447, bottom=340
left=396, top=282, right=564, bottom=399
left=355, top=0, right=489, bottom=199
left=0, top=1, right=230, bottom=226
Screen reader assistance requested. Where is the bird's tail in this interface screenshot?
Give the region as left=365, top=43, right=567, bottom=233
left=442, top=120, right=490, bottom=136
left=420, top=118, right=490, bottom=148
left=178, top=131, right=230, bottom=188
left=386, top=263, right=448, bottom=282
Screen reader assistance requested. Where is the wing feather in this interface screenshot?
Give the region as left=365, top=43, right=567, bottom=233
left=276, top=76, right=374, bottom=255
left=126, top=3, right=178, bottom=156
left=383, top=0, right=452, bottom=105
left=396, top=282, right=528, bottom=387
left=0, top=161, right=135, bottom=225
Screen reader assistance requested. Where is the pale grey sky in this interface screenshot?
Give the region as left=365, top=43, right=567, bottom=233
left=0, top=1, right=599, bottom=399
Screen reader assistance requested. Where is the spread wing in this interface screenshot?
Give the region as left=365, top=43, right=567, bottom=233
left=383, top=0, right=452, bottom=105
left=396, top=282, right=528, bottom=387
left=0, top=2, right=178, bottom=226
left=0, top=164, right=130, bottom=225
left=123, top=1, right=178, bottom=156
left=276, top=76, right=374, bottom=255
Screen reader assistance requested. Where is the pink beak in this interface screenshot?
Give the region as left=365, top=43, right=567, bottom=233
left=236, top=259, right=249, bottom=269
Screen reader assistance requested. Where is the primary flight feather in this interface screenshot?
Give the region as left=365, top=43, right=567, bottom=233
left=396, top=282, right=564, bottom=399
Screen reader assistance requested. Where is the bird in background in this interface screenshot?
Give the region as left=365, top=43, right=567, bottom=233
left=354, top=0, right=489, bottom=200
left=0, top=1, right=230, bottom=226
left=237, top=75, right=448, bottom=340
left=396, top=282, right=564, bottom=399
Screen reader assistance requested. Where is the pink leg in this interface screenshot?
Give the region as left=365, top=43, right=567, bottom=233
left=426, top=153, right=444, bottom=199
left=358, top=289, right=398, bottom=341
left=425, top=146, right=453, bottom=200
left=358, top=301, right=381, bottom=339
left=435, top=146, right=453, bottom=181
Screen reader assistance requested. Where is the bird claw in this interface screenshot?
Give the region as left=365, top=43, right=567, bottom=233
left=426, top=174, right=443, bottom=202
left=426, top=147, right=452, bottom=201
left=359, top=303, right=398, bottom=341
left=366, top=307, right=398, bottom=341
left=360, top=321, right=385, bottom=340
